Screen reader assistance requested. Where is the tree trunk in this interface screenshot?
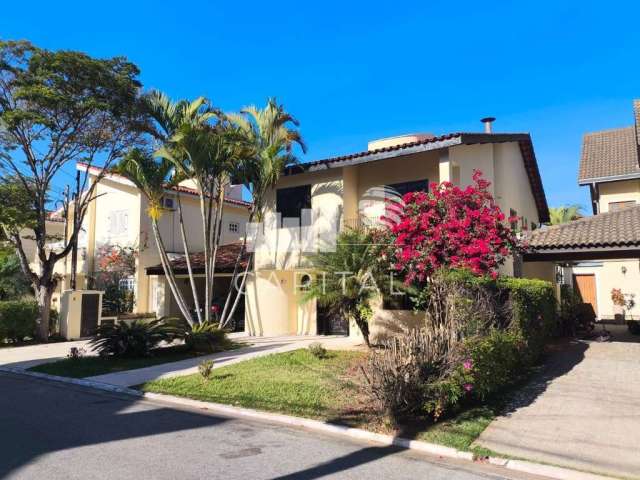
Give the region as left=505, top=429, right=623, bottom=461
left=176, top=192, right=202, bottom=324
left=35, top=284, right=53, bottom=341
left=151, top=219, right=194, bottom=326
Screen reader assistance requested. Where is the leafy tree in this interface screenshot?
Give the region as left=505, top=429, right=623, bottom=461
left=219, top=99, right=306, bottom=328
left=0, top=246, right=32, bottom=300
left=0, top=40, right=144, bottom=340
left=138, top=92, right=218, bottom=325
left=303, top=229, right=379, bottom=347
left=549, top=205, right=583, bottom=225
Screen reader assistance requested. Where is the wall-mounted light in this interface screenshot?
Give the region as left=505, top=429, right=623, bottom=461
left=622, top=266, right=627, bottom=275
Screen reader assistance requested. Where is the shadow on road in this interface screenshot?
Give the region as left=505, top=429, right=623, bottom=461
left=0, top=372, right=230, bottom=478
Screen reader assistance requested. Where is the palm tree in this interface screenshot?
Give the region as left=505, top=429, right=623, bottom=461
left=157, top=118, right=250, bottom=324
left=549, top=205, right=583, bottom=225
left=302, top=228, right=380, bottom=347
left=218, top=99, right=306, bottom=328
left=115, top=150, right=195, bottom=325
left=141, top=91, right=216, bottom=324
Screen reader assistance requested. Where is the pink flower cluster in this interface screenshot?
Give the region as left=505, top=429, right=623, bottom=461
left=386, top=170, right=520, bottom=284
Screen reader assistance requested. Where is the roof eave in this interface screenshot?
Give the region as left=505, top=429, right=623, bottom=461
left=578, top=172, right=640, bottom=185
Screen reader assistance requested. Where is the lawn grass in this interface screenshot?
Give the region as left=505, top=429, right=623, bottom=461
left=29, top=345, right=223, bottom=378
left=142, top=349, right=365, bottom=419
left=140, top=348, right=497, bottom=452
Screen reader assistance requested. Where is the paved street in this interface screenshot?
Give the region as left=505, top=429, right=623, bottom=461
left=0, top=372, right=542, bottom=480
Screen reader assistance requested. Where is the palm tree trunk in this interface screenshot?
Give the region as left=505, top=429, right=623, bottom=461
left=199, top=190, right=211, bottom=323
left=208, top=185, right=225, bottom=320
left=176, top=192, right=202, bottom=324
left=219, top=210, right=254, bottom=326
left=220, top=252, right=253, bottom=329
left=151, top=219, right=194, bottom=326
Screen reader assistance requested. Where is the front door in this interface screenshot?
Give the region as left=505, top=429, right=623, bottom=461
left=573, top=274, right=598, bottom=319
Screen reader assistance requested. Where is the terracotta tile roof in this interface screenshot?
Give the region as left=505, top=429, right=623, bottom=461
left=526, top=205, right=640, bottom=251
left=145, top=242, right=250, bottom=275
left=285, top=132, right=549, bottom=223
left=578, top=100, right=640, bottom=183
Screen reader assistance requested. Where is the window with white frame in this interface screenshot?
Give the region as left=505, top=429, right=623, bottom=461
left=118, top=275, right=136, bottom=291
left=229, top=221, right=239, bottom=233
left=106, top=210, right=129, bottom=237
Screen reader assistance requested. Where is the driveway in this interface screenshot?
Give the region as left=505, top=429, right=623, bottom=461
left=476, top=325, right=640, bottom=479
left=0, top=372, right=543, bottom=480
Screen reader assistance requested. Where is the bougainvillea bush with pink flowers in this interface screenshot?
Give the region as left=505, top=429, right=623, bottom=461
left=385, top=170, right=520, bottom=286
left=360, top=172, right=556, bottom=424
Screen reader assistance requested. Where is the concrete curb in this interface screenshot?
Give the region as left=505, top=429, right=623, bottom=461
left=0, top=366, right=143, bottom=397
left=1, top=367, right=616, bottom=480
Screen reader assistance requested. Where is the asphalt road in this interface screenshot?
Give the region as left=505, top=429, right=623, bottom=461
left=0, top=372, right=542, bottom=480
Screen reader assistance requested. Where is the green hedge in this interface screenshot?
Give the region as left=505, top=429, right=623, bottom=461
left=434, top=269, right=557, bottom=362
left=0, top=300, right=38, bottom=342
left=497, top=276, right=556, bottom=362
left=421, top=270, right=557, bottom=418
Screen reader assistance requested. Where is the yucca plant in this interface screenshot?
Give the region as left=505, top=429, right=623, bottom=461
left=90, top=319, right=176, bottom=358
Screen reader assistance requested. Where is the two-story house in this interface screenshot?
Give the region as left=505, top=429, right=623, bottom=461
left=558, top=100, right=640, bottom=320
left=245, top=120, right=552, bottom=341
left=49, top=163, right=252, bottom=321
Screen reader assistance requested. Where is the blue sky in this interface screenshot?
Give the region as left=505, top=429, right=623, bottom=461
left=2, top=0, right=639, bottom=213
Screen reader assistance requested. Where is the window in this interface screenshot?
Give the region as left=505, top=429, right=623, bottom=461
left=162, top=196, right=175, bottom=209
left=387, top=179, right=428, bottom=197
left=276, top=185, right=312, bottom=225
left=229, top=221, right=239, bottom=233
left=106, top=210, right=129, bottom=237
left=118, top=276, right=135, bottom=291
left=608, top=201, right=637, bottom=212
left=382, top=294, right=415, bottom=311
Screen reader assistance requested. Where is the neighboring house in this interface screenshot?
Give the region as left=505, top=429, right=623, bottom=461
left=49, top=162, right=252, bottom=321
left=245, top=120, right=553, bottom=340
left=534, top=100, right=640, bottom=321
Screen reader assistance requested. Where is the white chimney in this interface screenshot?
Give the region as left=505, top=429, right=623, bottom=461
left=481, top=117, right=496, bottom=133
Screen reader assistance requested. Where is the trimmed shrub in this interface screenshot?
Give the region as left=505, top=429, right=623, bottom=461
left=0, top=300, right=38, bottom=342
left=497, top=276, right=556, bottom=362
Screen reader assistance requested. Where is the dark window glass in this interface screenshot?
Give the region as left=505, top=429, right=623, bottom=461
left=276, top=185, right=311, bottom=224
left=387, top=179, right=428, bottom=197
left=382, top=294, right=415, bottom=311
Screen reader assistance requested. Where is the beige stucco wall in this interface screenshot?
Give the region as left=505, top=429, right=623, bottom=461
left=597, top=180, right=640, bottom=213
left=250, top=142, right=545, bottom=338
left=569, top=260, right=640, bottom=320
left=245, top=270, right=317, bottom=336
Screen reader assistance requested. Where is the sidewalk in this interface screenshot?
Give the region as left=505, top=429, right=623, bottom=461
left=86, top=334, right=359, bottom=387
left=0, top=339, right=91, bottom=369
